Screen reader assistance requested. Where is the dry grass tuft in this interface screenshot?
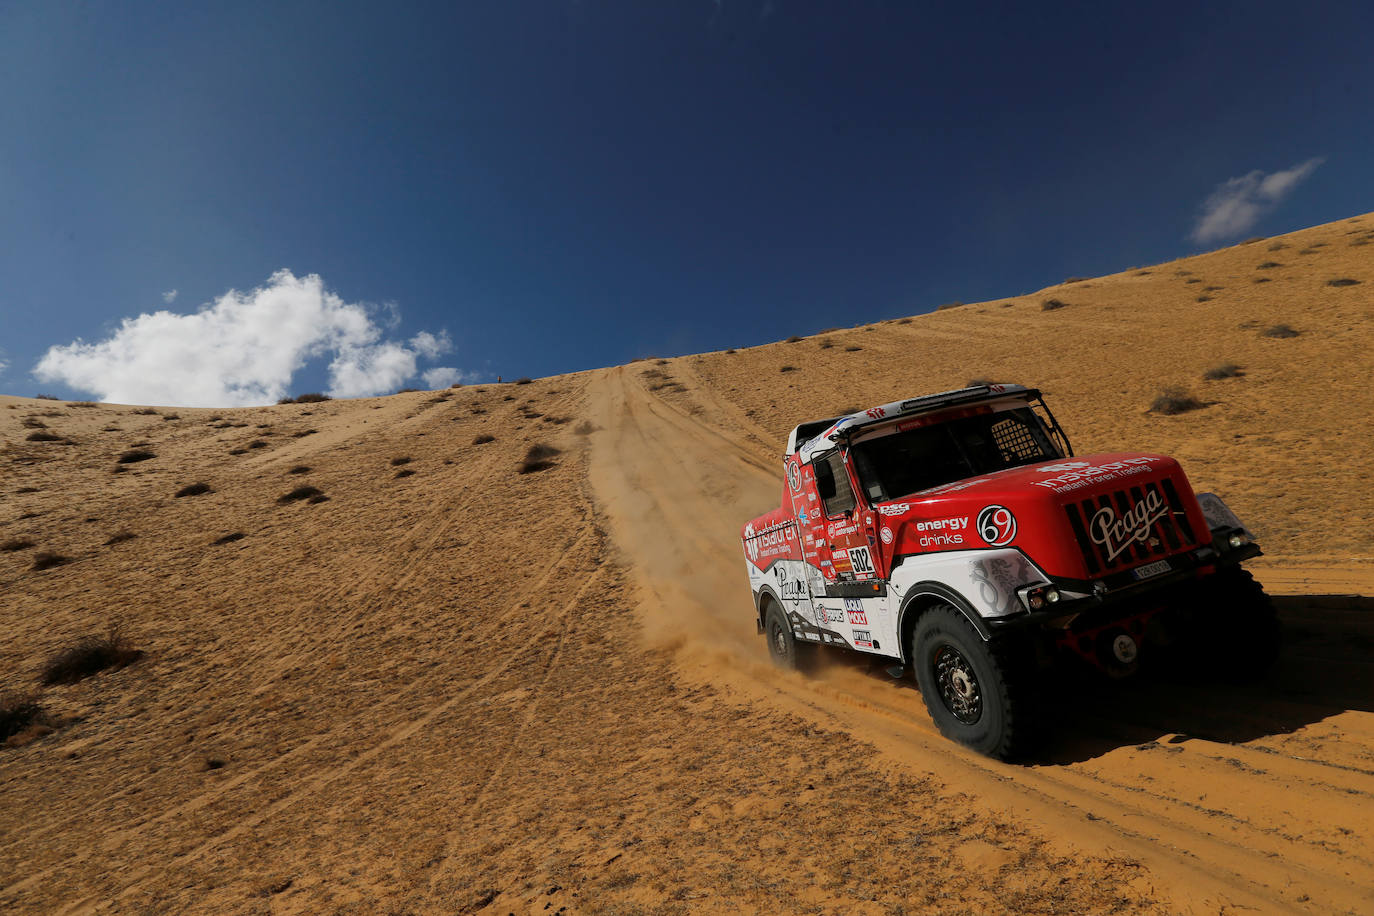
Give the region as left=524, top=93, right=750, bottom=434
left=818, top=338, right=835, bottom=349
left=514, top=377, right=533, bottom=385
left=1, top=694, right=65, bottom=746
left=780, top=365, right=798, bottom=373
left=1151, top=388, right=1204, bottom=415
left=1041, top=299, right=1068, bottom=311
left=844, top=346, right=863, bottom=352
left=40, top=623, right=143, bottom=686
left=174, top=482, right=213, bottom=498
left=1257, top=261, right=1282, bottom=269
left=104, top=531, right=137, bottom=546
left=279, top=486, right=325, bottom=504
left=34, top=394, right=59, bottom=401
left=784, top=335, right=803, bottom=343
left=278, top=393, right=331, bottom=404
left=1262, top=324, right=1300, bottom=339
left=26, top=431, right=64, bottom=442
left=1, top=538, right=35, bottom=552
left=1327, top=278, right=1361, bottom=287
left=213, top=532, right=245, bottom=546
left=248, top=439, right=268, bottom=449
left=518, top=444, right=561, bottom=474
left=31, top=552, right=71, bottom=571
left=117, top=449, right=155, bottom=464
left=390, top=456, right=412, bottom=466
left=394, top=469, right=416, bottom=479
left=473, top=434, right=496, bottom=444
left=1203, top=364, right=1245, bottom=380
left=288, top=465, right=311, bottom=475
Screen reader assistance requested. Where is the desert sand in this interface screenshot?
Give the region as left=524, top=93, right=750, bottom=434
left=2, top=212, right=1372, bottom=914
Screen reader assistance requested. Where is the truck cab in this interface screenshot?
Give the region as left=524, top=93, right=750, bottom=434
left=741, top=384, right=1275, bottom=758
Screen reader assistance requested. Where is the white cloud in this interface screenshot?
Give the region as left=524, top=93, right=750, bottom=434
left=0, top=357, right=8, bottom=376
left=410, top=330, right=451, bottom=360
left=162, top=289, right=178, bottom=303
left=34, top=270, right=461, bottom=406
left=422, top=366, right=467, bottom=388
left=1191, top=157, right=1324, bottom=245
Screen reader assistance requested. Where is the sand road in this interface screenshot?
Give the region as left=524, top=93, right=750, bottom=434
left=587, top=364, right=1374, bottom=915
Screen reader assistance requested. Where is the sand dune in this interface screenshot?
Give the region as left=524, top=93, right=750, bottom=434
left=2, top=212, right=1372, bottom=913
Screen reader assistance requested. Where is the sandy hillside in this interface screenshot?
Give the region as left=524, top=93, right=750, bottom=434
left=2, top=211, right=1372, bottom=914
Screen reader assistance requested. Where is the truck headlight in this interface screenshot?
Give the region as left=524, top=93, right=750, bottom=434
left=1024, top=585, right=1061, bottom=610
left=1227, top=533, right=1247, bottom=549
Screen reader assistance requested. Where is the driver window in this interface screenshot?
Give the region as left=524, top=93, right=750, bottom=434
left=813, top=452, right=857, bottom=518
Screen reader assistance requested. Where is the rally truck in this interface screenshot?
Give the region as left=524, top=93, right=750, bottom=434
left=740, top=384, right=1278, bottom=759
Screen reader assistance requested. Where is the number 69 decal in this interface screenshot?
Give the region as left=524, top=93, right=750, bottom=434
left=976, top=505, right=1017, bottom=546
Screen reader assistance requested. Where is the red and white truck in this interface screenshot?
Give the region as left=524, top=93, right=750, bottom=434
left=740, top=384, right=1278, bottom=759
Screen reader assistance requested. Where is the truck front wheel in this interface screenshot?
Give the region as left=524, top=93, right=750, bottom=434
left=911, top=605, right=1034, bottom=760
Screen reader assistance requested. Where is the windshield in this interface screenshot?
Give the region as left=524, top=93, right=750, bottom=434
left=849, top=407, right=1061, bottom=502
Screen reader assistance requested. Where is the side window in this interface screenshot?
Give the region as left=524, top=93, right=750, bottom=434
left=813, top=452, right=857, bottom=518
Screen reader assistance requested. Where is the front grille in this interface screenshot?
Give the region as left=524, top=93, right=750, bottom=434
left=1062, top=478, right=1197, bottom=575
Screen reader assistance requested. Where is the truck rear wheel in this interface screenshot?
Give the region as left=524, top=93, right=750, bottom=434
left=764, top=603, right=810, bottom=670
left=1192, top=567, right=1282, bottom=678
left=911, top=605, right=1034, bottom=760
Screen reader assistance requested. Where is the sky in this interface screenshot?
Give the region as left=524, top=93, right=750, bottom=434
left=1, top=0, right=1371, bottom=405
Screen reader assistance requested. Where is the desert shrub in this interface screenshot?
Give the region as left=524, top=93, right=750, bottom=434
left=21, top=417, right=47, bottom=428
left=471, top=407, right=487, bottom=415
left=1203, top=364, right=1244, bottom=380
left=1297, top=248, right=1317, bottom=255
left=574, top=421, right=596, bottom=435
left=288, top=465, right=311, bottom=475
left=1, top=694, right=54, bottom=743
left=1253, top=277, right=1272, bottom=284
left=1203, top=285, right=1223, bottom=291
left=16, top=487, right=39, bottom=494
left=1352, top=238, right=1370, bottom=247
left=1268, top=241, right=1287, bottom=251
left=40, top=624, right=143, bottom=686
left=2, top=538, right=34, bottom=552
left=35, top=394, right=59, bottom=400
left=473, top=434, right=496, bottom=444
left=161, top=414, right=179, bottom=421
left=291, top=429, right=316, bottom=438
left=1257, top=261, right=1281, bottom=269
left=394, top=469, right=415, bottom=479
left=228, top=448, right=248, bottom=455
left=295, top=393, right=331, bottom=403
left=936, top=302, right=964, bottom=311
left=1196, top=295, right=1213, bottom=303
left=818, top=338, right=835, bottom=349
left=248, top=439, right=267, bottom=449
left=212, top=532, right=245, bottom=545
left=655, top=358, right=669, bottom=365
left=279, top=486, right=324, bottom=503
left=780, top=365, right=798, bottom=373
left=514, top=377, right=533, bottom=385
left=104, top=531, right=136, bottom=545
left=1063, top=276, right=1089, bottom=283
left=724, top=348, right=737, bottom=354
left=1151, top=388, right=1204, bottom=415
left=32, top=552, right=70, bottom=571
left=175, top=482, right=212, bottom=498
left=117, top=449, right=155, bottom=464
left=543, top=416, right=571, bottom=424
left=307, top=494, right=329, bottom=504
left=1262, top=324, right=1299, bottom=338
left=450, top=381, right=463, bottom=388
left=1185, top=278, right=1202, bottom=284
left=784, top=335, right=803, bottom=343
left=518, top=444, right=560, bottom=474
left=1041, top=299, right=1067, bottom=311
left=26, top=432, right=63, bottom=442
left=397, top=388, right=421, bottom=394
left=845, top=346, right=863, bottom=352
left=1135, top=270, right=1152, bottom=275
left=1327, top=278, right=1361, bottom=287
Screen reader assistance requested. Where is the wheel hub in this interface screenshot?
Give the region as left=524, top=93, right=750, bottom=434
left=934, top=646, right=983, bottom=724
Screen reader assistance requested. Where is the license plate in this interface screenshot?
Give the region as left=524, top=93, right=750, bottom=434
left=1132, top=559, right=1171, bottom=580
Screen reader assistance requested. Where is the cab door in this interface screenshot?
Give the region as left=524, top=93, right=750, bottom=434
left=811, top=448, right=895, bottom=655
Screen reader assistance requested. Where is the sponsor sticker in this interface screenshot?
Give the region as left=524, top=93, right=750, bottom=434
left=848, top=545, right=876, bottom=578
left=844, top=598, right=867, bottom=626
left=880, top=526, right=894, bottom=545
left=787, top=460, right=802, bottom=493
left=853, top=629, right=873, bottom=648
left=1091, top=490, right=1167, bottom=562
left=878, top=503, right=910, bottom=516
left=976, top=506, right=1017, bottom=547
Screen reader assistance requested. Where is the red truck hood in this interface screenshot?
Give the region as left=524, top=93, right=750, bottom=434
left=876, top=452, right=1211, bottom=580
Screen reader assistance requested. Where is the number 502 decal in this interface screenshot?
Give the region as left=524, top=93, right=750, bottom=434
left=976, top=506, right=1017, bottom=547
left=849, top=545, right=875, bottom=577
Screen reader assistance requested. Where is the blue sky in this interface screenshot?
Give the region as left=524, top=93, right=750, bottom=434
left=2, top=1, right=1371, bottom=404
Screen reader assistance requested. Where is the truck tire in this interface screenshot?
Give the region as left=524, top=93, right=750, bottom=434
left=1194, top=567, right=1282, bottom=679
left=911, top=604, right=1034, bottom=760
left=763, top=602, right=810, bottom=670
